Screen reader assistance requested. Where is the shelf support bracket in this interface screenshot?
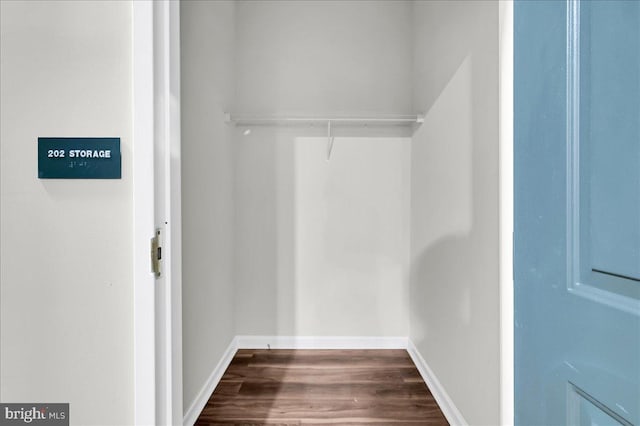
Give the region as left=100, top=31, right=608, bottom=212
left=327, top=120, right=335, bottom=160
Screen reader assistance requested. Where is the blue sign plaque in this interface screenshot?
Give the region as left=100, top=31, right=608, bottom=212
left=38, top=137, right=121, bottom=179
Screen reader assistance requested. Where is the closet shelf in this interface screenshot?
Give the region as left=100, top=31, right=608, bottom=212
left=224, top=113, right=424, bottom=126
left=224, top=113, right=423, bottom=160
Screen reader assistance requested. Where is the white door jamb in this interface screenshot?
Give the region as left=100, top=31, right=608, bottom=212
left=499, top=1, right=515, bottom=425
left=133, top=1, right=183, bottom=425
left=133, top=1, right=156, bottom=424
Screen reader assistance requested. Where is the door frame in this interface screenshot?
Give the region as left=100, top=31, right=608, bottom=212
left=133, top=1, right=155, bottom=424
left=499, top=1, right=514, bottom=425
left=133, top=1, right=183, bottom=425
left=133, top=1, right=515, bottom=424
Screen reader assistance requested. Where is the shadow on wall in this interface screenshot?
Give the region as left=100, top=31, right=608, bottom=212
left=293, top=135, right=410, bottom=337
left=409, top=43, right=500, bottom=426
left=234, top=124, right=412, bottom=338
left=410, top=55, right=474, bottom=343
left=409, top=1, right=500, bottom=424
left=231, top=0, right=414, bottom=340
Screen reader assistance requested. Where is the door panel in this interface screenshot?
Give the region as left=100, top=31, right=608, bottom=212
left=515, top=1, right=640, bottom=425
left=567, top=383, right=633, bottom=426
left=580, top=0, right=640, bottom=299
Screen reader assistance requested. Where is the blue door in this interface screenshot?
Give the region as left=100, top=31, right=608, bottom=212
left=515, top=1, right=639, bottom=425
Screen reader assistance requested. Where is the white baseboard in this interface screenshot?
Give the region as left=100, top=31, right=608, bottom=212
left=235, top=335, right=409, bottom=350
left=183, top=336, right=238, bottom=426
left=182, top=335, right=405, bottom=425
left=407, top=339, right=468, bottom=426
left=183, top=336, right=465, bottom=426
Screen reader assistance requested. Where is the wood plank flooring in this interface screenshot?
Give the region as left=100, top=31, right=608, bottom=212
left=195, top=349, right=449, bottom=425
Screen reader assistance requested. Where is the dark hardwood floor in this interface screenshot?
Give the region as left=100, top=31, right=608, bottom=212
left=195, top=349, right=449, bottom=425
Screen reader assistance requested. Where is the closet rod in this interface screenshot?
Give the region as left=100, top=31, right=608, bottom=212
left=224, top=113, right=424, bottom=124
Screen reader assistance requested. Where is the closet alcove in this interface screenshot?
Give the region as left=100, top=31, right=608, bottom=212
left=180, top=1, right=500, bottom=425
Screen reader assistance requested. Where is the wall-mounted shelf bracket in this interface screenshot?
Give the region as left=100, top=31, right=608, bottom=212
left=327, top=120, right=335, bottom=160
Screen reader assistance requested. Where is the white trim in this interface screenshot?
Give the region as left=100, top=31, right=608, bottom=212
left=132, top=1, right=156, bottom=425
left=153, top=2, right=171, bottom=423
left=235, top=335, right=409, bottom=350
left=153, top=1, right=184, bottom=424
left=183, top=337, right=239, bottom=426
left=499, top=1, right=515, bottom=425
left=407, top=340, right=468, bottom=426
left=168, top=1, right=184, bottom=423
left=183, top=336, right=463, bottom=425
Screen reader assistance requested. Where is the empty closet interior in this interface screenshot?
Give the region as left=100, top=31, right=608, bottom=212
left=180, top=1, right=500, bottom=424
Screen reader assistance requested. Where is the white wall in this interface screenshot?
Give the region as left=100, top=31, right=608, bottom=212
left=235, top=0, right=412, bottom=114
left=1, top=1, right=503, bottom=423
left=294, top=137, right=410, bottom=335
left=179, top=0, right=237, bottom=415
left=233, top=0, right=413, bottom=336
left=410, top=1, right=500, bottom=425
left=0, top=1, right=133, bottom=425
